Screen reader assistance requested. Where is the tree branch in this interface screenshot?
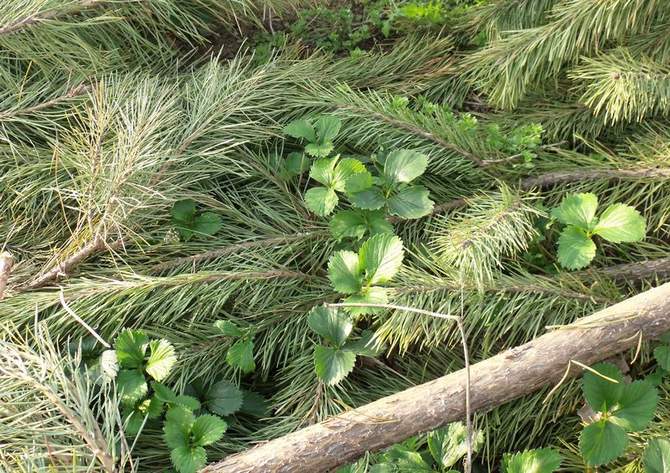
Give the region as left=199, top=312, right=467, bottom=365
left=0, top=83, right=90, bottom=120
left=203, top=282, right=670, bottom=473
left=519, top=167, right=670, bottom=189
left=0, top=0, right=108, bottom=36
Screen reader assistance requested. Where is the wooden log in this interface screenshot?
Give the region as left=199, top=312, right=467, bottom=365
left=203, top=282, right=670, bottom=473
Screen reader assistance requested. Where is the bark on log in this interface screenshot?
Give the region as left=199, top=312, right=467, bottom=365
left=203, top=282, right=670, bottom=473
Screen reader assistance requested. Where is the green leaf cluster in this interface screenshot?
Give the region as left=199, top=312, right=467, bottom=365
left=328, top=233, right=404, bottom=315
left=552, top=193, right=646, bottom=270
left=579, top=362, right=659, bottom=466
left=357, top=422, right=483, bottom=473
left=171, top=199, right=222, bottom=241
left=214, top=320, right=256, bottom=374
left=308, top=305, right=381, bottom=385
left=283, top=116, right=342, bottom=166
left=164, top=406, right=227, bottom=473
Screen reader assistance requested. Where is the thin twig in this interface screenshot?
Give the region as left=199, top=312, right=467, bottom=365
left=0, top=83, right=90, bottom=120
left=0, top=0, right=108, bottom=36
left=0, top=251, right=14, bottom=300
left=543, top=359, right=620, bottom=404
left=23, top=236, right=113, bottom=290
left=327, top=302, right=472, bottom=473
left=59, top=289, right=110, bottom=348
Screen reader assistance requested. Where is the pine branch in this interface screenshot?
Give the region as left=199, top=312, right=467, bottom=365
left=149, top=232, right=324, bottom=274
left=518, top=167, right=670, bottom=188
left=0, top=83, right=90, bottom=120
left=22, top=236, right=116, bottom=290
left=576, top=256, right=670, bottom=282
left=335, top=103, right=485, bottom=166
left=0, top=0, right=108, bottom=36
left=0, top=251, right=14, bottom=300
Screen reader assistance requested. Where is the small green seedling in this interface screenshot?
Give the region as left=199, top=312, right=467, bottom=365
left=552, top=193, right=646, bottom=270
left=308, top=305, right=380, bottom=385
left=328, top=233, right=404, bottom=315
left=214, top=320, right=256, bottom=374
left=578, top=362, right=658, bottom=466
left=171, top=199, right=222, bottom=241
left=502, top=448, right=562, bottom=473
left=112, top=329, right=177, bottom=406
left=163, top=406, right=227, bottom=473
left=304, top=155, right=373, bottom=216
left=283, top=115, right=342, bottom=160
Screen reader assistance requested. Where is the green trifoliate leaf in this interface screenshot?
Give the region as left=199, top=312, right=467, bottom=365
left=387, top=185, right=434, bottom=219
left=202, top=379, right=243, bottom=416
left=307, top=305, right=353, bottom=347
left=342, top=330, right=382, bottom=357
left=191, top=415, right=227, bottom=447
left=170, top=445, right=207, bottom=473
left=214, top=320, right=244, bottom=337
left=383, top=149, right=428, bottom=184
left=305, top=187, right=338, bottom=216
left=193, top=212, right=222, bottom=237
left=343, top=286, right=388, bottom=316
left=654, top=345, right=670, bottom=371
left=348, top=187, right=385, bottom=210
left=328, top=250, right=363, bottom=294
left=501, top=448, right=562, bottom=473
left=557, top=226, right=596, bottom=270
left=310, top=158, right=338, bottom=186
left=384, top=446, right=433, bottom=471
left=305, top=142, right=334, bottom=157
left=359, top=234, right=404, bottom=285
left=582, top=362, right=624, bottom=413
left=117, top=369, right=148, bottom=406
left=145, top=339, right=177, bottom=381
left=314, top=345, right=357, bottom=385
left=644, top=438, right=670, bottom=473
left=552, top=193, right=598, bottom=229
left=283, top=119, right=316, bottom=142
left=610, top=380, right=658, bottom=431
left=226, top=339, right=255, bottom=373
left=428, top=422, right=484, bottom=468
left=114, top=329, right=148, bottom=369
left=171, top=199, right=196, bottom=224
left=593, top=203, right=646, bottom=243
left=285, top=152, right=310, bottom=176
left=100, top=349, right=118, bottom=381
left=315, top=116, right=341, bottom=142
left=580, top=419, right=628, bottom=466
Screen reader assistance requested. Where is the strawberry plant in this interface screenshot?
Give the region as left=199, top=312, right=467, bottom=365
left=171, top=199, right=222, bottom=241
left=163, top=406, right=227, bottom=473
left=308, top=305, right=380, bottom=385
left=328, top=233, right=404, bottom=316
left=578, top=362, right=658, bottom=466
left=214, top=320, right=256, bottom=374
left=551, top=193, right=646, bottom=270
